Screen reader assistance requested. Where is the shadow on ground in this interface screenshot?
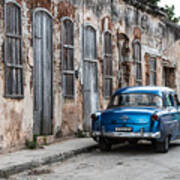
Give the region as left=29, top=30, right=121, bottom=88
left=94, top=141, right=180, bottom=156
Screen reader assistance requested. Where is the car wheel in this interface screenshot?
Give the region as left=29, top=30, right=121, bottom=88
left=151, top=139, right=156, bottom=148
left=155, top=136, right=169, bottom=153
left=99, top=139, right=112, bottom=152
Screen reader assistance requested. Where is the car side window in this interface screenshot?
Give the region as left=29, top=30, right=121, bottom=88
left=165, top=94, right=173, bottom=107
left=169, top=94, right=175, bottom=106
left=173, top=94, right=180, bottom=107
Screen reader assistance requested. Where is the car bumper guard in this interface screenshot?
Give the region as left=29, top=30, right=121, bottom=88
left=91, top=131, right=161, bottom=139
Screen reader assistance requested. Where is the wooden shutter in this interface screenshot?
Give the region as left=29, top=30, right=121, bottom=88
left=149, top=57, right=157, bottom=85
left=104, top=31, right=113, bottom=97
left=83, top=25, right=98, bottom=131
left=133, top=40, right=142, bottom=86
left=62, top=18, right=74, bottom=98
left=5, top=2, right=23, bottom=98
left=33, top=9, right=53, bottom=135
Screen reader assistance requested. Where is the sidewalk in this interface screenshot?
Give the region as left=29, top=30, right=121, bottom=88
left=0, top=138, right=97, bottom=178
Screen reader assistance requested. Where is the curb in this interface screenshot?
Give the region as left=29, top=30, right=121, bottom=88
left=0, top=144, right=98, bottom=178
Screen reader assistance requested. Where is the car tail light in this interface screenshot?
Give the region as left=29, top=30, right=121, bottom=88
left=151, top=114, right=159, bottom=121
left=91, top=113, right=98, bottom=121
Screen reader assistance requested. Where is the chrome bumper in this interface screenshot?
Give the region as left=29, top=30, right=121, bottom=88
left=91, top=131, right=161, bottom=139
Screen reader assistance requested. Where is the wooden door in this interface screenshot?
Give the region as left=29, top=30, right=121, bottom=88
left=83, top=25, right=99, bottom=131
left=33, top=9, right=53, bottom=135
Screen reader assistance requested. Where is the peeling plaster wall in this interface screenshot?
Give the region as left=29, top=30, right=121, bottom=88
left=0, top=0, right=180, bottom=152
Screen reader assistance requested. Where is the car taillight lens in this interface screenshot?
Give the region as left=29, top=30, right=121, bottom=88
left=91, top=113, right=98, bottom=121
left=151, top=114, right=159, bottom=121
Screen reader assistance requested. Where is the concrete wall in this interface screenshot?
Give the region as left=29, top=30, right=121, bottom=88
left=0, top=0, right=180, bottom=152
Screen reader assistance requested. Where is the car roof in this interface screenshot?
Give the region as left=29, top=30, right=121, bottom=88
left=114, top=86, right=175, bottom=97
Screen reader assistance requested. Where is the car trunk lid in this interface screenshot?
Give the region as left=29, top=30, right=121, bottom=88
left=101, top=107, right=157, bottom=125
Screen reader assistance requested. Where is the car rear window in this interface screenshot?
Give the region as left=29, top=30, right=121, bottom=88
left=108, top=93, right=163, bottom=108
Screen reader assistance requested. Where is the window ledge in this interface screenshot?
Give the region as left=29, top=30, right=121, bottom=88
left=4, top=94, right=24, bottom=99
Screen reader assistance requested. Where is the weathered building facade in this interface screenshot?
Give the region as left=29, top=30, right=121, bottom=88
left=0, top=0, right=180, bottom=152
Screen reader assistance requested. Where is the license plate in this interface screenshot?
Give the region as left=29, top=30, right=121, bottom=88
left=115, top=127, right=132, bottom=132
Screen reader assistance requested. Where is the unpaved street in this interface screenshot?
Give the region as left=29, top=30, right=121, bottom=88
left=9, top=141, right=180, bottom=180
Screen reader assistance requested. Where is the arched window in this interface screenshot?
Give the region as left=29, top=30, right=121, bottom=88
left=104, top=31, right=113, bottom=98
left=133, top=40, right=142, bottom=86
left=118, top=33, right=129, bottom=63
left=117, top=33, right=130, bottom=88
left=84, top=25, right=97, bottom=60
left=61, top=18, right=74, bottom=98
left=4, top=1, right=23, bottom=98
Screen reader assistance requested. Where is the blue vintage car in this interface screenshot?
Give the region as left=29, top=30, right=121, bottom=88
left=91, top=86, right=180, bottom=153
